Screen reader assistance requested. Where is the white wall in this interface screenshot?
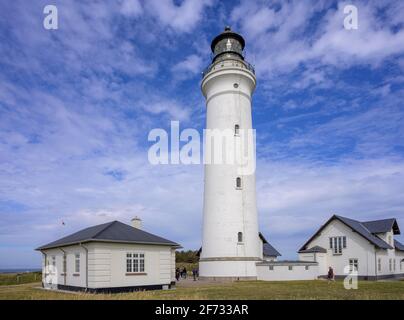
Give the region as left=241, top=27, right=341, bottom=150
left=200, top=61, right=260, bottom=278
left=298, top=252, right=328, bottom=275
left=200, top=260, right=259, bottom=278
left=41, top=245, right=87, bottom=288
left=304, top=219, right=376, bottom=277
left=87, top=242, right=174, bottom=288
left=376, top=247, right=404, bottom=277
left=42, top=242, right=175, bottom=289
left=257, top=263, right=319, bottom=281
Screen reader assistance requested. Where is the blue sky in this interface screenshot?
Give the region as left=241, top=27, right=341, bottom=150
left=1, top=0, right=404, bottom=268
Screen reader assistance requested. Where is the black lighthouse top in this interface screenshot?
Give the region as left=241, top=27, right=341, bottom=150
left=210, top=26, right=245, bottom=63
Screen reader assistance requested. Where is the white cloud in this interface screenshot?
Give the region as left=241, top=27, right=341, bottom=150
left=171, top=54, right=203, bottom=80
left=146, top=0, right=212, bottom=32
left=142, top=99, right=191, bottom=121
left=231, top=1, right=404, bottom=77
left=120, top=0, right=143, bottom=17
left=257, top=157, right=404, bottom=258
left=1, top=0, right=404, bottom=267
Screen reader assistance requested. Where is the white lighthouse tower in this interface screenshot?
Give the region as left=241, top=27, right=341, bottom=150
left=200, top=27, right=261, bottom=279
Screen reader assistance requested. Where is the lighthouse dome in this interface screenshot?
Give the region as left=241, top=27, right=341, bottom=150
left=210, top=26, right=245, bottom=62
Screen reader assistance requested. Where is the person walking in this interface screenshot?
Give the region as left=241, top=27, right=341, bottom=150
left=327, top=266, right=335, bottom=282
left=175, top=267, right=180, bottom=281
left=192, top=267, right=198, bottom=281
left=183, top=267, right=187, bottom=279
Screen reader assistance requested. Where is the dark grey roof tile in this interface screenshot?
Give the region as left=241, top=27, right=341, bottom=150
left=394, top=239, right=404, bottom=251
left=299, top=215, right=394, bottom=251
left=36, top=221, right=180, bottom=250
left=298, top=245, right=327, bottom=253
left=263, top=242, right=281, bottom=257
left=362, top=218, right=400, bottom=235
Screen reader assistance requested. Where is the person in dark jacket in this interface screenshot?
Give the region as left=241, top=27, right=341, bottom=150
left=192, top=267, right=198, bottom=281
left=327, top=266, right=335, bottom=281
left=175, top=268, right=180, bottom=281
left=182, top=267, right=187, bottom=279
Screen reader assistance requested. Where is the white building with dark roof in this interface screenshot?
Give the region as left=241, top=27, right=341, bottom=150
left=36, top=218, right=180, bottom=292
left=298, top=215, right=404, bottom=280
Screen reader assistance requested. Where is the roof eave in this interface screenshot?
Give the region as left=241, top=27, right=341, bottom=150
left=36, top=238, right=181, bottom=251
left=298, top=215, right=337, bottom=251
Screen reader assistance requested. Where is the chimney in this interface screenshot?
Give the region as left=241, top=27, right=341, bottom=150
left=131, top=216, right=142, bottom=229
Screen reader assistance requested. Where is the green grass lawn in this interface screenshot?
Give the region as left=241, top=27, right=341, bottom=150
left=0, top=272, right=42, bottom=286
left=0, top=280, right=403, bottom=300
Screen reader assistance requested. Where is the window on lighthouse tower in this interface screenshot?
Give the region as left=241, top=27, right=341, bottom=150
left=235, top=124, right=240, bottom=135
left=238, top=232, right=243, bottom=243
left=236, top=177, right=242, bottom=189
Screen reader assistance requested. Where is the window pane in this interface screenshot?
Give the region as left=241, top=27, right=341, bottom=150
left=329, top=238, right=333, bottom=249
left=75, top=254, right=80, bottom=273
left=126, top=259, right=132, bottom=273
left=134, top=259, right=139, bottom=272
left=343, top=236, right=346, bottom=248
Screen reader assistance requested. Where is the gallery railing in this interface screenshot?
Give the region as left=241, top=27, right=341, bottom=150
left=202, top=59, right=255, bottom=78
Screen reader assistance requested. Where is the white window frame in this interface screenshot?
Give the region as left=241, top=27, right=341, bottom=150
left=75, top=253, right=80, bottom=273
left=126, top=252, right=145, bottom=273
left=330, top=236, right=345, bottom=254
left=349, top=258, right=358, bottom=272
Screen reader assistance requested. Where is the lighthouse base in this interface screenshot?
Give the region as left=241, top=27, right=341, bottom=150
left=199, top=259, right=260, bottom=279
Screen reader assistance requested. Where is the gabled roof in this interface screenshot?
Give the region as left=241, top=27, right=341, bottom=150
left=259, top=232, right=281, bottom=256
left=362, top=218, right=400, bottom=235
left=298, top=245, right=327, bottom=254
left=259, top=232, right=268, bottom=244
left=263, top=243, right=282, bottom=257
left=36, top=221, right=180, bottom=250
left=299, top=215, right=394, bottom=252
left=395, top=239, right=404, bottom=252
